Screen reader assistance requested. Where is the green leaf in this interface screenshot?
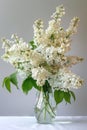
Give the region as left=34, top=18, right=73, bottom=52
left=54, top=90, right=64, bottom=105
left=22, top=77, right=33, bottom=94
left=2, top=77, right=11, bottom=92
left=43, top=80, right=52, bottom=93
left=30, top=77, right=41, bottom=91
left=64, top=91, right=71, bottom=104
left=33, top=84, right=41, bottom=91
left=29, top=41, right=37, bottom=49
left=50, top=34, right=55, bottom=42
left=10, top=72, right=18, bottom=89
left=70, top=91, right=76, bottom=101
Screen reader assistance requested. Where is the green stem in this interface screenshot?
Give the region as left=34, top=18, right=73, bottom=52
left=43, top=93, right=56, bottom=117
left=37, top=106, right=45, bottom=121
left=35, top=90, right=56, bottom=122
left=47, top=101, right=56, bottom=117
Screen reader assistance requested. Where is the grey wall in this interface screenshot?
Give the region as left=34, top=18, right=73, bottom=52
left=0, top=0, right=87, bottom=116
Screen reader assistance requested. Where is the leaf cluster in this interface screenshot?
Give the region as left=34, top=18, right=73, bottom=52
left=2, top=73, right=76, bottom=105
left=2, top=73, right=41, bottom=94
left=54, top=89, right=76, bottom=105
left=22, top=77, right=41, bottom=94
left=2, top=72, right=18, bottom=92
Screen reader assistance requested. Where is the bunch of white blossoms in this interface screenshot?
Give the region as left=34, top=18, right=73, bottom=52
left=2, top=5, right=83, bottom=90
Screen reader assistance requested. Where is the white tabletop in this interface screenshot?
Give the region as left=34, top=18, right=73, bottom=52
left=0, top=116, right=87, bottom=130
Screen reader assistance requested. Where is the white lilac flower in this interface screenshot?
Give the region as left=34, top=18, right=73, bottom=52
left=33, top=19, right=44, bottom=45
left=17, top=62, right=32, bottom=78
left=51, top=5, right=65, bottom=21
left=66, top=17, right=80, bottom=37
left=35, top=44, right=47, bottom=55
left=2, top=38, right=11, bottom=50
left=48, top=68, right=83, bottom=90
left=30, top=50, right=45, bottom=67
left=2, top=43, right=30, bottom=63
left=46, top=19, right=60, bottom=35
left=1, top=5, right=83, bottom=91
left=64, top=56, right=83, bottom=67
left=32, top=67, right=50, bottom=86
left=45, top=46, right=67, bottom=66
left=2, top=35, right=31, bottom=67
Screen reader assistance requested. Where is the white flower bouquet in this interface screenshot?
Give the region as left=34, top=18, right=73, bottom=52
left=1, top=5, right=83, bottom=110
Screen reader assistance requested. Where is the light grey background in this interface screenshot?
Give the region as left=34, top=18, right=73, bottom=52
left=0, top=0, right=87, bottom=116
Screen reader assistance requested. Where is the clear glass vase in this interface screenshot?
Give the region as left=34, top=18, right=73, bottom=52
left=34, top=90, right=56, bottom=124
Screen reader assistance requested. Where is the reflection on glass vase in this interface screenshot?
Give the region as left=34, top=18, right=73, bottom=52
left=34, top=89, right=56, bottom=124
